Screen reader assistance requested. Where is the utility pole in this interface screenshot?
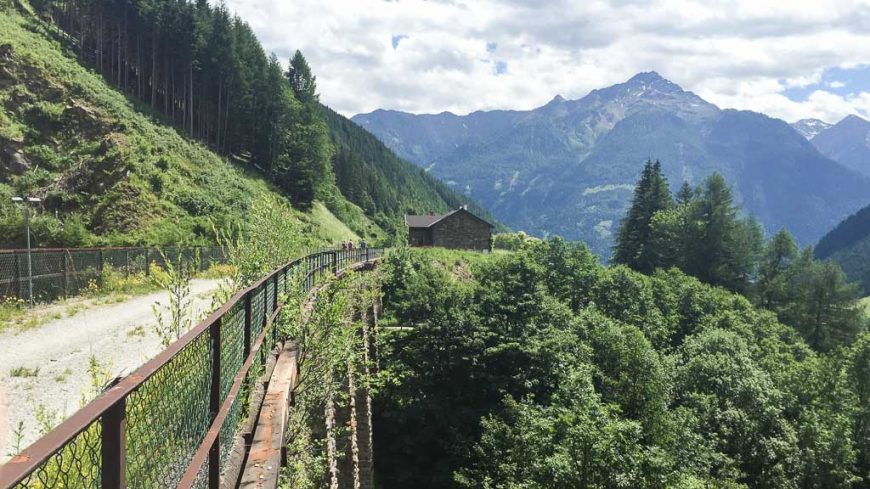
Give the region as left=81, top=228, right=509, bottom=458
left=11, top=196, right=42, bottom=306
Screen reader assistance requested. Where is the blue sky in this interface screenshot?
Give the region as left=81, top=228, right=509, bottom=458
left=783, top=65, right=870, bottom=102
left=223, top=0, right=870, bottom=123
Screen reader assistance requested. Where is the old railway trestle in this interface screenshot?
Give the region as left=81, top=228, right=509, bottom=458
left=0, top=248, right=384, bottom=489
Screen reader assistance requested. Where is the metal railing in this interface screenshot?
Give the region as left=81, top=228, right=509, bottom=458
left=0, top=246, right=226, bottom=304
left=0, top=247, right=384, bottom=489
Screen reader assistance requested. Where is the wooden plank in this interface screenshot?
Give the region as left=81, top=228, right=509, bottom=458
left=239, top=344, right=298, bottom=489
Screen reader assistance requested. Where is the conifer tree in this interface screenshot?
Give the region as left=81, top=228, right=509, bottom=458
left=757, top=229, right=799, bottom=309
left=693, top=173, right=745, bottom=290
left=287, top=50, right=317, bottom=104
left=677, top=181, right=694, bottom=205
left=613, top=160, right=674, bottom=273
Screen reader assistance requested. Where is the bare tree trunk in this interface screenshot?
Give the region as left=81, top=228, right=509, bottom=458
left=163, top=47, right=169, bottom=116
left=216, top=77, right=222, bottom=148
left=150, top=36, right=156, bottom=108
left=189, top=63, right=194, bottom=135
left=137, top=31, right=141, bottom=99
left=223, top=85, right=230, bottom=152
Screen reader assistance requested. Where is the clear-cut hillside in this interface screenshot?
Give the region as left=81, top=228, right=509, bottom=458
left=354, top=72, right=870, bottom=257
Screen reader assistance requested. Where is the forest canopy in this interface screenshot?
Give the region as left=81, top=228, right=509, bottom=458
left=375, top=243, right=870, bottom=488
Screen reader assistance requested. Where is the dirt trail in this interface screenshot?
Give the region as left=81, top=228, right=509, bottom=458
left=0, top=278, right=225, bottom=462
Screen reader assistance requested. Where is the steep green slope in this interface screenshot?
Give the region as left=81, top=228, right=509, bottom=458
left=323, top=105, right=502, bottom=236
left=0, top=3, right=367, bottom=247
left=816, top=203, right=870, bottom=293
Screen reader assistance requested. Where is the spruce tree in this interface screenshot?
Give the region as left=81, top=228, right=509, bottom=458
left=613, top=160, right=674, bottom=273
left=677, top=181, right=694, bottom=205
left=287, top=50, right=317, bottom=104
left=757, top=229, right=798, bottom=309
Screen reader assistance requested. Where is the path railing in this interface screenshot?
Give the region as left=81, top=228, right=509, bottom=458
left=0, top=246, right=226, bottom=304
left=0, top=247, right=384, bottom=489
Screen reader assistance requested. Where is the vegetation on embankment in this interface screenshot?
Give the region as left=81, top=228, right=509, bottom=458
left=374, top=243, right=870, bottom=488
left=0, top=1, right=380, bottom=248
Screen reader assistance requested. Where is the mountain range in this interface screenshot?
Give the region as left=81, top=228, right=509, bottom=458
left=793, top=115, right=870, bottom=178
left=353, top=72, right=870, bottom=257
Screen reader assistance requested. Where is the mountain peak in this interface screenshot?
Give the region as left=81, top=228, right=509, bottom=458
left=627, top=71, right=666, bottom=84
left=840, top=114, right=869, bottom=126
left=791, top=118, right=832, bottom=140
left=620, top=71, right=685, bottom=96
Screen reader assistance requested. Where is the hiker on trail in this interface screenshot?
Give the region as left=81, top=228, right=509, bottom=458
left=359, top=239, right=367, bottom=250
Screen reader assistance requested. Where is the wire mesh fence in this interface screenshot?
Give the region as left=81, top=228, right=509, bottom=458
left=0, top=247, right=384, bottom=489
left=0, top=246, right=226, bottom=304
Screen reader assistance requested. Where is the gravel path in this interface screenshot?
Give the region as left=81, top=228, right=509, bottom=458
left=0, top=278, right=226, bottom=462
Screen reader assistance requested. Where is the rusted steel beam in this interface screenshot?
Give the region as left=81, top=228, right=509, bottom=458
left=238, top=345, right=298, bottom=489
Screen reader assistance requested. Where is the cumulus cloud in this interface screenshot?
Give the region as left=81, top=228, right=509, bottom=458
left=222, top=0, right=870, bottom=122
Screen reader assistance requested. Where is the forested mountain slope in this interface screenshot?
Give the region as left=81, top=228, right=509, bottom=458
left=0, top=0, right=374, bottom=247
left=323, top=105, right=500, bottom=237
left=0, top=0, right=485, bottom=247
left=816, top=203, right=870, bottom=294
left=355, top=72, right=870, bottom=257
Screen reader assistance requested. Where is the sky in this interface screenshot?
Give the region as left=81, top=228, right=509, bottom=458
left=223, top=0, right=870, bottom=123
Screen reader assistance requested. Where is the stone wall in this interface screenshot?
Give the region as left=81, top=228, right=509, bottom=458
left=431, top=211, right=491, bottom=250
left=408, top=227, right=432, bottom=247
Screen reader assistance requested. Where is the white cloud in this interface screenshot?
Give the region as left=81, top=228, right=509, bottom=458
left=222, top=0, right=870, bottom=122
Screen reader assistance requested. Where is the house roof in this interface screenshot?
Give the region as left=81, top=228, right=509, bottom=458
left=405, top=214, right=443, bottom=228
left=406, top=208, right=494, bottom=229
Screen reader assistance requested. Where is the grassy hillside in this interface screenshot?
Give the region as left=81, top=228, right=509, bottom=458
left=0, top=2, right=372, bottom=248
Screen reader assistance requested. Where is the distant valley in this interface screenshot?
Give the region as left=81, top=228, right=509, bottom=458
left=354, top=72, right=870, bottom=257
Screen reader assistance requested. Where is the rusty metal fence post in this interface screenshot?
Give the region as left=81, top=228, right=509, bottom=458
left=209, top=316, right=222, bottom=489
left=244, top=291, right=252, bottom=359
left=13, top=252, right=20, bottom=300
left=61, top=252, right=69, bottom=299
left=101, top=398, right=127, bottom=488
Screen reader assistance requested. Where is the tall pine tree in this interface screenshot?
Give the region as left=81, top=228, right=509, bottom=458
left=613, top=160, right=674, bottom=273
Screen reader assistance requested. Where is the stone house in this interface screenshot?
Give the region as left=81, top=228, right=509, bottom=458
left=405, top=207, right=493, bottom=250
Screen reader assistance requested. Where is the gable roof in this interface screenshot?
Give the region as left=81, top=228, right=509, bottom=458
left=405, top=214, right=443, bottom=228
left=406, top=207, right=494, bottom=229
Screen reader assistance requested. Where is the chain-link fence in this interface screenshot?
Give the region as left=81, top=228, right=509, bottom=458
left=0, top=246, right=225, bottom=304
left=0, top=247, right=384, bottom=489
